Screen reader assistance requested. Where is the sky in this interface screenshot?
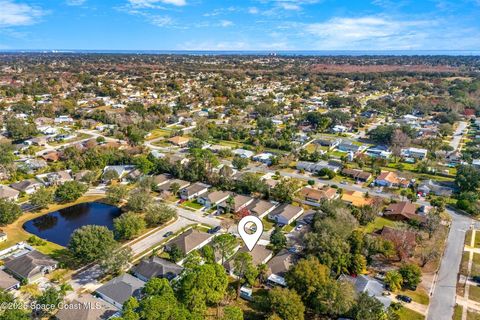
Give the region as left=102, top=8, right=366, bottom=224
left=0, top=0, right=480, bottom=51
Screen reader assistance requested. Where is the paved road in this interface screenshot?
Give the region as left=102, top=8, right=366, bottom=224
left=450, top=121, right=468, bottom=151
left=427, top=209, right=479, bottom=320
left=129, top=216, right=191, bottom=255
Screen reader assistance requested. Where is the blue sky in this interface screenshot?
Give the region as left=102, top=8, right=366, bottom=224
left=0, top=0, right=480, bottom=50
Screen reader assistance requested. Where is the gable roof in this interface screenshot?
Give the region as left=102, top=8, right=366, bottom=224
left=10, top=179, right=42, bottom=191
left=55, top=295, right=117, bottom=320
left=131, top=256, right=184, bottom=280
left=166, top=229, right=213, bottom=255
left=0, top=185, right=19, bottom=199
left=384, top=201, right=422, bottom=221
left=267, top=250, right=295, bottom=277
left=95, top=274, right=145, bottom=306
left=181, top=182, right=210, bottom=196
left=246, top=199, right=276, bottom=217
left=0, top=269, right=19, bottom=290
left=298, top=186, right=337, bottom=201
left=341, top=190, right=374, bottom=207
left=4, top=250, right=57, bottom=280
left=269, top=204, right=303, bottom=221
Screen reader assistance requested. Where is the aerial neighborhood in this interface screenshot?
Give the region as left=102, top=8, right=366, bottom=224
left=0, top=53, right=479, bottom=320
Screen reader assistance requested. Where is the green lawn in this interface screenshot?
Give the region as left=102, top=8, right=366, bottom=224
left=181, top=200, right=203, bottom=210
left=146, top=129, right=171, bottom=141
left=361, top=217, right=400, bottom=234
left=468, top=310, right=480, bottom=320
left=453, top=304, right=463, bottom=320
left=472, top=253, right=480, bottom=277
left=470, top=285, right=480, bottom=302
left=396, top=307, right=425, bottom=320
left=398, top=288, right=430, bottom=305
left=466, top=230, right=473, bottom=246
left=460, top=251, right=470, bottom=276
left=262, top=217, right=275, bottom=231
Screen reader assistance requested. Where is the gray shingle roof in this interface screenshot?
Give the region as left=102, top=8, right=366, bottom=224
left=131, top=256, right=184, bottom=280
left=96, top=274, right=145, bottom=306
left=4, top=250, right=57, bottom=280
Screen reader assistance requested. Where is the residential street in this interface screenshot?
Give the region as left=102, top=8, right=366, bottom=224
left=427, top=208, right=478, bottom=320
left=450, top=121, right=468, bottom=151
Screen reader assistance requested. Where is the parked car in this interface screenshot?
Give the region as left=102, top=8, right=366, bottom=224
left=396, top=295, right=412, bottom=303
left=163, top=231, right=173, bottom=237
left=208, top=226, right=221, bottom=234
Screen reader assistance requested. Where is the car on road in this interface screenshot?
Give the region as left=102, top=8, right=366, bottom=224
left=163, top=231, right=173, bottom=238
left=208, top=226, right=221, bottom=234
left=340, top=181, right=348, bottom=185
left=396, top=295, right=412, bottom=303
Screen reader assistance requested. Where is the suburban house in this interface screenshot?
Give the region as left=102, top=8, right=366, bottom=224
left=375, top=171, right=410, bottom=188
left=232, top=149, right=254, bottom=159
left=417, top=179, right=454, bottom=197
left=268, top=204, right=304, bottom=226
left=10, top=179, right=43, bottom=195
left=131, top=256, right=184, bottom=282
left=180, top=182, right=210, bottom=200
left=152, top=173, right=172, bottom=188
left=401, top=147, right=428, bottom=160
left=245, top=199, right=277, bottom=219
left=168, top=136, right=190, bottom=147
left=0, top=185, right=20, bottom=201
left=4, top=250, right=58, bottom=282
left=95, top=274, right=145, bottom=308
left=164, top=229, right=213, bottom=262
left=267, top=250, right=296, bottom=287
left=366, top=145, right=392, bottom=159
left=315, top=138, right=341, bottom=150
left=339, top=274, right=391, bottom=308
left=224, top=244, right=273, bottom=275
left=37, top=170, right=73, bottom=186
left=218, top=194, right=254, bottom=214
left=341, top=168, right=372, bottom=182
left=296, top=186, right=338, bottom=207
left=341, top=190, right=374, bottom=207
left=383, top=201, right=424, bottom=223
left=197, top=190, right=231, bottom=208
left=296, top=160, right=342, bottom=173
left=41, top=151, right=60, bottom=162
left=337, top=142, right=364, bottom=153
left=55, top=295, right=117, bottom=320
left=0, top=270, right=20, bottom=291
left=102, top=165, right=136, bottom=182
left=157, top=179, right=190, bottom=193
left=252, top=153, right=275, bottom=165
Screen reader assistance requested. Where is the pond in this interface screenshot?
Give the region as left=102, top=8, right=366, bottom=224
left=23, top=202, right=122, bottom=247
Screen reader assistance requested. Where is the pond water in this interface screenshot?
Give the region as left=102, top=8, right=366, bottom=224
left=23, top=202, right=122, bottom=247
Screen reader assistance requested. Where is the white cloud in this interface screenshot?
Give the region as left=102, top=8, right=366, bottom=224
left=66, top=0, right=86, bottom=6
left=129, top=0, right=186, bottom=8
left=150, top=15, right=173, bottom=26
left=0, top=0, right=45, bottom=27
left=278, top=2, right=301, bottom=10
left=219, top=20, right=233, bottom=27
left=303, top=16, right=433, bottom=49
left=248, top=7, right=259, bottom=14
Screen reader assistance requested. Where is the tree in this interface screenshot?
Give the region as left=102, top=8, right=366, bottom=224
left=385, top=270, right=403, bottom=292
left=35, top=287, right=61, bottom=314
left=106, top=185, right=129, bottom=204
left=350, top=292, right=399, bottom=320
left=232, top=156, right=249, bottom=170
left=350, top=253, right=367, bottom=275
left=169, top=244, right=185, bottom=263
left=398, top=263, right=422, bottom=290
left=456, top=165, right=480, bottom=192
left=212, top=234, right=237, bottom=264
left=103, top=169, right=119, bottom=183
left=68, top=225, right=117, bottom=264
left=29, top=187, right=54, bottom=210
left=5, top=117, right=37, bottom=140
left=233, top=252, right=258, bottom=298
left=169, top=182, right=181, bottom=195
left=100, top=247, right=132, bottom=275
left=271, top=178, right=302, bottom=203
left=114, top=212, right=146, bottom=240
left=0, top=199, right=22, bottom=225
left=222, top=306, right=243, bottom=320
left=127, top=189, right=153, bottom=212
left=55, top=181, right=88, bottom=203
left=145, top=203, right=177, bottom=227
left=177, top=263, right=228, bottom=314
left=285, top=256, right=355, bottom=316
left=267, top=287, right=305, bottom=320
left=270, top=227, right=287, bottom=252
